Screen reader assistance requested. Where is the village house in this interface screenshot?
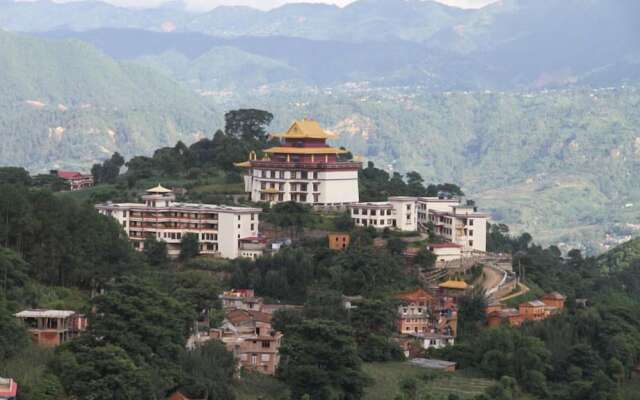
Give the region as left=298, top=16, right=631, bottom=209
left=220, top=289, right=264, bottom=312
left=51, top=170, right=94, bottom=191
left=14, top=309, right=88, bottom=347
left=414, top=333, right=455, bottom=350
left=328, top=232, right=351, bottom=251
left=236, top=119, right=361, bottom=206
left=96, top=185, right=262, bottom=259
left=210, top=309, right=283, bottom=375
left=487, top=292, right=566, bottom=327
left=0, top=378, right=17, bottom=400
left=394, top=288, right=458, bottom=339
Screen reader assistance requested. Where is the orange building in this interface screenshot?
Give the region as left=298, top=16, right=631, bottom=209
left=328, top=233, right=351, bottom=250
left=487, top=292, right=566, bottom=327
left=395, top=288, right=434, bottom=334
left=542, top=292, right=566, bottom=309
left=519, top=300, right=547, bottom=321
left=487, top=308, right=523, bottom=328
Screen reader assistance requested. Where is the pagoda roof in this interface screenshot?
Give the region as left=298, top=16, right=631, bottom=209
left=264, top=146, right=347, bottom=155
left=271, top=119, right=333, bottom=140
left=146, top=184, right=172, bottom=194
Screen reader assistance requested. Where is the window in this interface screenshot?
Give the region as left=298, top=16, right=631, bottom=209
left=261, top=341, right=271, bottom=348
left=371, top=210, right=377, bottom=216
left=261, top=354, right=270, bottom=362
left=237, top=215, right=241, bottom=221
left=251, top=214, right=255, bottom=221
left=469, top=240, right=474, bottom=247
left=240, top=354, right=248, bottom=361
left=469, top=219, right=474, bottom=226
left=251, top=224, right=255, bottom=231
left=469, top=229, right=474, bottom=236
left=353, top=209, right=359, bottom=215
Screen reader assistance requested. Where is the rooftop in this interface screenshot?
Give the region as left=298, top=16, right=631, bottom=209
left=395, top=288, right=433, bottom=302
left=522, top=300, right=546, bottom=307
left=146, top=184, right=173, bottom=194
left=225, top=309, right=272, bottom=325
left=428, top=243, right=463, bottom=249
left=409, top=358, right=457, bottom=371
left=543, top=291, right=566, bottom=300
left=97, top=202, right=261, bottom=213
left=438, top=280, right=470, bottom=290
left=15, top=309, right=75, bottom=319
left=56, top=170, right=88, bottom=179
left=271, top=119, right=333, bottom=140
left=263, top=146, right=347, bottom=155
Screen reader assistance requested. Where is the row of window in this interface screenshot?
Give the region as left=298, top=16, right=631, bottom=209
left=354, top=218, right=394, bottom=226
left=258, top=170, right=319, bottom=180
left=352, top=208, right=393, bottom=216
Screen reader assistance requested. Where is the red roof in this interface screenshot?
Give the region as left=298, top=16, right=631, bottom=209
left=57, top=170, right=84, bottom=179
left=226, top=309, right=272, bottom=325
left=395, top=288, right=434, bottom=302
left=428, top=243, right=463, bottom=249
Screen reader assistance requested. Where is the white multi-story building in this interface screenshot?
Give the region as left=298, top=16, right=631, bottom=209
left=96, top=185, right=261, bottom=259
left=429, top=205, right=487, bottom=254
left=236, top=119, right=361, bottom=206
left=349, top=196, right=488, bottom=253
left=349, top=196, right=418, bottom=231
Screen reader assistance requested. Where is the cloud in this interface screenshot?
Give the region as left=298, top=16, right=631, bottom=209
left=16, top=0, right=499, bottom=11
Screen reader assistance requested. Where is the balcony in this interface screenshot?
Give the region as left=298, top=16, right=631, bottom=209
left=251, top=160, right=361, bottom=170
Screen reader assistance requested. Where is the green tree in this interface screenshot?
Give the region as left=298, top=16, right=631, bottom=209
left=278, top=319, right=369, bottom=400
left=52, top=336, right=156, bottom=400
left=333, top=211, right=355, bottom=232
left=178, top=340, right=236, bottom=400
left=414, top=248, right=436, bottom=271
left=0, top=167, right=31, bottom=186
left=89, top=276, right=194, bottom=392
left=180, top=233, right=200, bottom=261
left=224, top=109, right=273, bottom=142
left=144, top=236, right=168, bottom=266
left=387, top=237, right=407, bottom=256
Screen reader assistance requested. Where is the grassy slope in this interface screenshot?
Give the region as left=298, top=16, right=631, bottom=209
left=233, top=362, right=497, bottom=400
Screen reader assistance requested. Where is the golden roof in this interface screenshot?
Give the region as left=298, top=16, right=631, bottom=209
left=438, top=280, right=470, bottom=290
left=233, top=161, right=252, bottom=168
left=146, top=184, right=172, bottom=194
left=272, top=119, right=332, bottom=140
left=264, top=147, right=347, bottom=155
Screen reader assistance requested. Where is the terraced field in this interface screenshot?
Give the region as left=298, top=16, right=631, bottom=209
left=362, top=362, right=495, bottom=400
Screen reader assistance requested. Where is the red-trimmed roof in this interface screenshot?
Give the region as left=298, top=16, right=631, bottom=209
left=543, top=292, right=566, bottom=300
left=428, top=243, right=463, bottom=249
left=57, top=170, right=84, bottom=179
left=395, top=288, right=433, bottom=302
left=226, top=309, right=272, bottom=325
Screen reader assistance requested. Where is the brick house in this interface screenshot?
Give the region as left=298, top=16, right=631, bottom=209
left=328, top=233, right=351, bottom=251
left=14, top=310, right=88, bottom=347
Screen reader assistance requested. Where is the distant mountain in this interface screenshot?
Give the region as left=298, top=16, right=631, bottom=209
left=0, top=30, right=220, bottom=170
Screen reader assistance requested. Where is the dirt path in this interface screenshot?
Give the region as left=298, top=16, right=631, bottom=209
left=482, top=265, right=506, bottom=296
left=499, top=282, right=531, bottom=301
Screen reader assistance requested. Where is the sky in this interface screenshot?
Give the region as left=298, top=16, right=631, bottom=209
left=18, top=0, right=500, bottom=11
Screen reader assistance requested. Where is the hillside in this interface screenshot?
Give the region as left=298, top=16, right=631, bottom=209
left=0, top=30, right=221, bottom=170
left=597, top=237, right=640, bottom=273
left=210, top=85, right=640, bottom=253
